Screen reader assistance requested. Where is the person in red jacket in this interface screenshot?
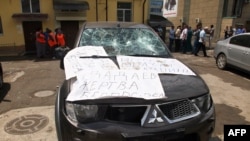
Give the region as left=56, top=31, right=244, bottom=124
left=55, top=28, right=66, bottom=47
left=36, top=27, right=46, bottom=58
left=46, top=28, right=57, bottom=58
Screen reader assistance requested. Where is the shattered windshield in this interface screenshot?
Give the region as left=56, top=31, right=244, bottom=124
left=79, top=28, right=170, bottom=56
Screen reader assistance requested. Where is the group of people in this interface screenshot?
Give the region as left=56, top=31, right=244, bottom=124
left=35, top=27, right=66, bottom=59
left=168, top=24, right=214, bottom=57
left=224, top=25, right=246, bottom=39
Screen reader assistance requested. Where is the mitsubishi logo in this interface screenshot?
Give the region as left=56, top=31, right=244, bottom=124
left=141, top=105, right=168, bottom=127
left=148, top=109, right=164, bottom=124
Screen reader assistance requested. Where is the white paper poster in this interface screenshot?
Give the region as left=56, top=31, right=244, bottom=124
left=117, top=56, right=196, bottom=76
left=66, top=70, right=166, bottom=101
left=63, top=46, right=118, bottom=80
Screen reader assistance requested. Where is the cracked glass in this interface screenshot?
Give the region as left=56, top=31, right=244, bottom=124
left=79, top=28, right=169, bottom=56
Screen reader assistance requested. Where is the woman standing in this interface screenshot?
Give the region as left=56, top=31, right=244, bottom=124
left=36, top=27, right=46, bottom=58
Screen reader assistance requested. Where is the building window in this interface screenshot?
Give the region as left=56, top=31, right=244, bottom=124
left=21, top=0, right=40, bottom=13
left=117, top=2, right=132, bottom=22
left=223, top=0, right=244, bottom=17
left=150, top=0, right=163, bottom=16
left=0, top=17, right=3, bottom=35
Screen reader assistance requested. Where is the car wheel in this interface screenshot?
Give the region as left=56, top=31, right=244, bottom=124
left=216, top=53, right=227, bottom=70
left=0, top=74, right=3, bottom=88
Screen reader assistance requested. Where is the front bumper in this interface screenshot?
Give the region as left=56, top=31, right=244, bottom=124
left=57, top=105, right=215, bottom=141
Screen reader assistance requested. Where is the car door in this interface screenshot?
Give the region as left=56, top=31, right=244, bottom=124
left=241, top=35, right=250, bottom=71
left=227, top=35, right=248, bottom=69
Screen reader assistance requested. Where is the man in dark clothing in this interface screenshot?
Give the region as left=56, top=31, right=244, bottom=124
left=194, top=26, right=209, bottom=57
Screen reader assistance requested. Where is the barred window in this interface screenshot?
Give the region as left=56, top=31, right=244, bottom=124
left=21, top=0, right=40, bottom=13
left=117, top=2, right=132, bottom=22
left=223, top=0, right=244, bottom=17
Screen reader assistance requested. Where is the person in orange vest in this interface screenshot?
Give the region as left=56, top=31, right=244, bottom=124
left=46, top=28, right=57, bottom=59
left=35, top=27, right=46, bottom=58
left=55, top=28, right=66, bottom=47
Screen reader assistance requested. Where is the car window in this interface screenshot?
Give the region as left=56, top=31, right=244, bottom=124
left=78, top=28, right=170, bottom=56
left=229, top=35, right=250, bottom=47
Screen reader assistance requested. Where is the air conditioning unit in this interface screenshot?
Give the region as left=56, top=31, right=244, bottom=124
left=195, top=18, right=200, bottom=23
left=180, top=17, right=184, bottom=23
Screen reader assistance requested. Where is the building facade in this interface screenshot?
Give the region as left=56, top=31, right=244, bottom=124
left=0, top=0, right=250, bottom=53
left=0, top=0, right=151, bottom=54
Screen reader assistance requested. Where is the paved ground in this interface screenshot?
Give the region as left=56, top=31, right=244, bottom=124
left=0, top=106, right=57, bottom=141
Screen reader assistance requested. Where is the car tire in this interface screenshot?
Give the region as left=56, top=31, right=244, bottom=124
left=216, top=53, right=227, bottom=70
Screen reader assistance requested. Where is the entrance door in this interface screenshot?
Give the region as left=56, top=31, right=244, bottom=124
left=60, top=21, right=79, bottom=48
left=22, top=21, right=42, bottom=54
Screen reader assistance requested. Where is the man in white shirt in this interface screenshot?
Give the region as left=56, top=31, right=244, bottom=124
left=194, top=26, right=209, bottom=57
left=181, top=24, right=188, bottom=54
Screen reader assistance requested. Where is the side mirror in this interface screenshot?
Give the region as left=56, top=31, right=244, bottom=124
left=55, top=47, right=70, bottom=70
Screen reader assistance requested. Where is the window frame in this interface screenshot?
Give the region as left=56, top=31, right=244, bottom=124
left=223, top=0, right=244, bottom=18
left=21, top=0, right=40, bottom=13
left=117, top=2, right=132, bottom=22
left=229, top=35, right=250, bottom=47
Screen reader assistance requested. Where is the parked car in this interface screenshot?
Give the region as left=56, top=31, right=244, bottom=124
left=55, top=22, right=215, bottom=141
left=214, top=33, right=250, bottom=72
left=0, top=62, right=3, bottom=88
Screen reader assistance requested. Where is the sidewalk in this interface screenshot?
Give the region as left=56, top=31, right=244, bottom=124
left=0, top=46, right=25, bottom=57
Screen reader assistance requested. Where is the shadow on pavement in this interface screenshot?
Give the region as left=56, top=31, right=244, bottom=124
left=212, top=103, right=250, bottom=141
left=224, top=67, right=250, bottom=80
left=0, top=55, right=60, bottom=62
left=0, top=83, right=11, bottom=103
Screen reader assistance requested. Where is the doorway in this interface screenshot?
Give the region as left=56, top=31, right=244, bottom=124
left=60, top=21, right=79, bottom=48
left=22, top=21, right=42, bottom=55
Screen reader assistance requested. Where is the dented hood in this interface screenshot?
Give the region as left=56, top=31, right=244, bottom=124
left=64, top=47, right=209, bottom=103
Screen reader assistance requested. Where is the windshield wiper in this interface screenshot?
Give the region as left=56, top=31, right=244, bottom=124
left=79, top=55, right=115, bottom=58
left=127, top=54, right=169, bottom=58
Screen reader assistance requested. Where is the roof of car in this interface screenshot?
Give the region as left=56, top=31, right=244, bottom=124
left=83, top=21, right=150, bottom=29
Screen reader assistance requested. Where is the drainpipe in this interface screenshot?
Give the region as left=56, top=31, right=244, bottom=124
left=96, top=0, right=98, bottom=21
left=106, top=0, right=108, bottom=21
left=142, top=0, right=146, bottom=24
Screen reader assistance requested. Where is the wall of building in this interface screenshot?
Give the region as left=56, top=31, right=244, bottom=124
left=0, top=0, right=56, bottom=48
left=2, top=0, right=249, bottom=50
left=86, top=0, right=148, bottom=23
left=0, top=0, right=150, bottom=49
left=236, top=2, right=250, bottom=31
left=168, top=0, right=227, bottom=40
left=40, top=0, right=56, bottom=31
left=0, top=0, right=23, bottom=47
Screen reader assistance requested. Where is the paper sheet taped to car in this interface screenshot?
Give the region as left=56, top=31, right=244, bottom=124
left=66, top=70, right=166, bottom=101
left=117, top=56, right=195, bottom=75
left=64, top=46, right=196, bottom=80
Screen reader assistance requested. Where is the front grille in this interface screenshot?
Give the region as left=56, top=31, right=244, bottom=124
left=105, top=105, right=147, bottom=123
left=104, top=100, right=200, bottom=124
left=159, top=100, right=199, bottom=121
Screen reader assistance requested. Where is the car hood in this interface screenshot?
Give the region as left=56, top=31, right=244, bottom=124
left=64, top=47, right=209, bottom=103
left=159, top=74, right=208, bottom=101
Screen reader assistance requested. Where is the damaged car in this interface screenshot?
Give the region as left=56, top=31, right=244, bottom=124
left=55, top=22, right=215, bottom=141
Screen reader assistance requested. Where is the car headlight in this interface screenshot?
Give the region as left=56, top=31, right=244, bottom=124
left=191, top=94, right=212, bottom=113
left=66, top=102, right=98, bottom=123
